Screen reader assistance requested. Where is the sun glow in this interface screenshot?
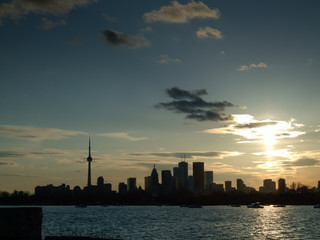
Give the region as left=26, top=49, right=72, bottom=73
left=261, top=126, right=277, bottom=152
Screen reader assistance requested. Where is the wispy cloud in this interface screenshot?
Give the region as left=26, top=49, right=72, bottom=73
left=99, top=132, right=148, bottom=141
left=283, top=158, right=320, bottom=167
left=196, top=27, right=223, bottom=40
left=156, top=87, right=240, bottom=121
left=143, top=1, right=220, bottom=23
left=156, top=55, right=181, bottom=64
left=128, top=151, right=242, bottom=159
left=39, top=18, right=67, bottom=30
left=0, top=124, right=86, bottom=142
left=99, top=29, right=150, bottom=48
left=237, top=62, right=268, bottom=71
left=0, top=0, right=98, bottom=25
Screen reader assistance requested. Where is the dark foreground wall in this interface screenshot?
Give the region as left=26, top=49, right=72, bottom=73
left=0, top=207, right=42, bottom=240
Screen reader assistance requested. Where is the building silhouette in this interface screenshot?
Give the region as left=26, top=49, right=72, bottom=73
left=260, top=179, right=276, bottom=193
left=204, top=171, right=213, bottom=190
left=127, top=178, right=137, bottom=192
left=144, top=176, right=151, bottom=192
left=161, top=170, right=173, bottom=194
left=225, top=180, right=232, bottom=192
left=278, top=178, right=286, bottom=193
left=87, top=136, right=93, bottom=187
left=173, top=166, right=184, bottom=190
left=178, top=160, right=188, bottom=187
left=193, top=162, right=204, bottom=191
left=118, top=182, right=127, bottom=194
left=237, top=179, right=245, bottom=192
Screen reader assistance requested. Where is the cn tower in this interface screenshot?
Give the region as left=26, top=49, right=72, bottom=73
left=87, top=136, right=93, bottom=187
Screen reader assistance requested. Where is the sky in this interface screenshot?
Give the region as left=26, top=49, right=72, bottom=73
left=1, top=0, right=320, bottom=193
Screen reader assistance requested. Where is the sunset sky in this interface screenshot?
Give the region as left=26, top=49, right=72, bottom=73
left=1, top=0, right=320, bottom=193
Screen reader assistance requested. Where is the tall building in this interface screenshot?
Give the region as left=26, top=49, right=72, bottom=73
left=97, top=176, right=104, bottom=189
left=225, top=180, right=232, bottom=192
left=87, top=136, right=93, bottom=187
left=278, top=178, right=286, bottom=193
left=127, top=178, right=136, bottom=192
left=173, top=167, right=184, bottom=190
left=161, top=170, right=172, bottom=194
left=118, top=182, right=127, bottom=194
left=237, top=179, right=245, bottom=192
left=204, top=171, right=213, bottom=190
left=188, top=176, right=194, bottom=192
left=263, top=179, right=276, bottom=193
left=193, top=162, right=204, bottom=191
left=178, top=161, right=188, bottom=186
left=144, top=176, right=151, bottom=192
left=151, top=165, right=159, bottom=187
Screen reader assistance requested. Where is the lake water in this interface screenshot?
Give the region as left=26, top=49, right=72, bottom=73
left=42, top=205, right=320, bottom=240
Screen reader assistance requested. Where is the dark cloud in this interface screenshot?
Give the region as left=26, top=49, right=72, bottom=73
left=155, top=87, right=237, bottom=121
left=0, top=151, right=25, bottom=158
left=99, top=29, right=150, bottom=48
left=0, top=0, right=98, bottom=25
left=235, top=122, right=277, bottom=129
left=284, top=158, right=320, bottom=167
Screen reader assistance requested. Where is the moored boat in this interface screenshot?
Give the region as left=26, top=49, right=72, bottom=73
left=247, top=202, right=264, bottom=208
left=313, top=203, right=320, bottom=208
left=273, top=204, right=286, bottom=207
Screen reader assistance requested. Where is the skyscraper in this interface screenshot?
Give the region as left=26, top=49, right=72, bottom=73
left=237, top=179, right=245, bottom=192
left=178, top=160, right=188, bottom=186
left=127, top=178, right=136, bottom=192
left=193, top=162, right=204, bottom=191
left=161, top=170, right=172, bottom=194
left=87, top=136, right=92, bottom=187
left=173, top=167, right=184, bottom=190
left=225, top=180, right=232, bottom=192
left=278, top=178, right=286, bottom=193
left=263, top=179, right=276, bottom=193
left=204, top=171, right=213, bottom=190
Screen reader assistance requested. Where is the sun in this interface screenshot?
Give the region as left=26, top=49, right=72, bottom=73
left=261, top=126, right=277, bottom=152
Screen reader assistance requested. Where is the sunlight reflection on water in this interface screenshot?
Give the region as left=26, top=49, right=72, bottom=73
left=42, top=205, right=320, bottom=240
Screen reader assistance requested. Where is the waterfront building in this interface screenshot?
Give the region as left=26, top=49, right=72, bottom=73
left=263, top=179, right=276, bottom=193
left=204, top=171, right=213, bottom=190
left=193, top=162, right=204, bottom=191
left=161, top=170, right=173, bottom=194
left=278, top=178, right=286, bottom=193
left=173, top=167, right=184, bottom=190
left=178, top=160, right=188, bottom=187
left=151, top=165, right=160, bottom=196
left=145, top=176, right=151, bottom=192
left=97, top=176, right=104, bottom=189
left=127, top=178, right=137, bottom=192
left=225, top=180, right=232, bottom=192
left=118, top=182, right=127, bottom=194
left=188, top=176, right=194, bottom=192
left=237, top=179, right=246, bottom=192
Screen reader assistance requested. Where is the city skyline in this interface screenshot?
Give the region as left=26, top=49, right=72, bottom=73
left=1, top=0, right=320, bottom=193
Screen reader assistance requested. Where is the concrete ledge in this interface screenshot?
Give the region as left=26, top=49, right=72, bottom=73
left=0, top=207, right=42, bottom=240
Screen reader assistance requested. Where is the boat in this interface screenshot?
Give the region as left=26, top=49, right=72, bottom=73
left=313, top=203, right=320, bottom=208
left=247, top=202, right=264, bottom=208
left=273, top=204, right=286, bottom=207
